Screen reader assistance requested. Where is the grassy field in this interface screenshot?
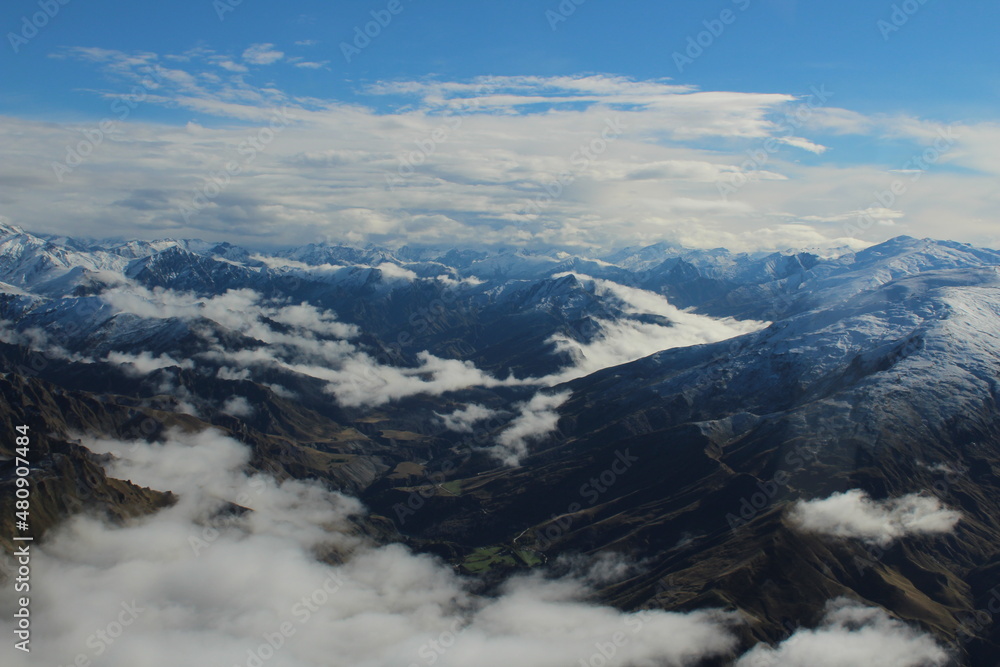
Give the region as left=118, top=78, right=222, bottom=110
left=460, top=546, right=545, bottom=573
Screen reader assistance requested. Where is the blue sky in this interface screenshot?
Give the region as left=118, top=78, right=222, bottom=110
left=1, top=0, right=998, bottom=250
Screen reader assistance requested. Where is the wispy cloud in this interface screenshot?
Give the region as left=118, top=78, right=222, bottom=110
left=492, top=391, right=571, bottom=466
left=242, top=43, right=285, bottom=66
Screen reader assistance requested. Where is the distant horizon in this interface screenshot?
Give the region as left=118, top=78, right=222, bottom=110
left=5, top=219, right=991, bottom=258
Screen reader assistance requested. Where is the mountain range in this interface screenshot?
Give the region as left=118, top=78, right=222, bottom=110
left=2, top=222, right=1000, bottom=665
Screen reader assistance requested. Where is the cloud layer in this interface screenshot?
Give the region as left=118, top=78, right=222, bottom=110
left=736, top=598, right=951, bottom=667
left=5, top=48, right=997, bottom=251
left=541, top=275, right=767, bottom=384
left=789, top=490, right=962, bottom=546
left=0, top=429, right=749, bottom=667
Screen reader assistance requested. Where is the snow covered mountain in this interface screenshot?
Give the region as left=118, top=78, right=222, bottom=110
left=3, top=224, right=1000, bottom=664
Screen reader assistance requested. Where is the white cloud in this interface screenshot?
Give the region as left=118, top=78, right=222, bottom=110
left=789, top=490, right=962, bottom=546
left=106, top=351, right=194, bottom=376
left=540, top=276, right=767, bottom=384
left=8, top=49, right=948, bottom=252
left=221, top=396, right=253, bottom=417
left=242, top=43, right=284, bottom=66
left=0, top=429, right=743, bottom=667
left=101, top=285, right=359, bottom=343
left=736, top=598, right=951, bottom=667
left=316, top=351, right=529, bottom=408
left=778, top=135, right=828, bottom=154
left=98, top=284, right=532, bottom=408
left=0, top=321, right=92, bottom=363
left=216, top=366, right=251, bottom=381
left=436, top=404, right=499, bottom=433
left=492, top=391, right=571, bottom=466
left=374, top=262, right=419, bottom=282
left=8, top=48, right=999, bottom=255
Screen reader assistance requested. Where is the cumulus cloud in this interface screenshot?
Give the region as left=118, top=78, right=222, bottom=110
left=436, top=404, right=499, bottom=433
left=221, top=396, right=253, bottom=418
left=735, top=597, right=952, bottom=667
left=0, top=429, right=744, bottom=667
left=492, top=391, right=571, bottom=466
left=789, top=490, right=962, bottom=546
